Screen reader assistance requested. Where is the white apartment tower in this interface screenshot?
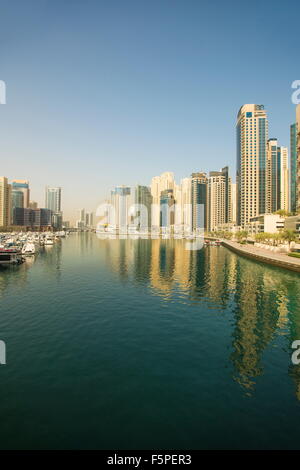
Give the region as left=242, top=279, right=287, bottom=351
left=236, top=104, right=268, bottom=227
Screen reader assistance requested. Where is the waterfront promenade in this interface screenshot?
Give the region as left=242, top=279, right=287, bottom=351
left=222, top=240, right=300, bottom=273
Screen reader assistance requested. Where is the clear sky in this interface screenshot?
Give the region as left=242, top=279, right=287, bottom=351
left=0, top=0, right=299, bottom=221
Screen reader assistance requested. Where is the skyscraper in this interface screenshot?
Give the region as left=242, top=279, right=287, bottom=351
left=178, top=177, right=192, bottom=232
left=297, top=104, right=300, bottom=212
left=150, top=172, right=175, bottom=229
left=0, top=177, right=12, bottom=227
left=111, top=186, right=131, bottom=231
left=45, top=186, right=62, bottom=212
left=279, top=146, right=289, bottom=212
left=160, top=189, right=175, bottom=228
left=191, top=172, right=207, bottom=231
left=207, top=169, right=232, bottom=231
left=133, top=185, right=152, bottom=230
left=11, top=189, right=24, bottom=222
left=290, top=123, right=298, bottom=213
left=236, top=104, right=268, bottom=226
left=11, top=180, right=30, bottom=208
left=76, top=209, right=86, bottom=229
left=45, top=186, right=62, bottom=229
left=266, top=139, right=289, bottom=213
left=85, top=212, right=94, bottom=228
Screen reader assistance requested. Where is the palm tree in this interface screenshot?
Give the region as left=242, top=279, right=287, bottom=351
left=282, top=229, right=297, bottom=250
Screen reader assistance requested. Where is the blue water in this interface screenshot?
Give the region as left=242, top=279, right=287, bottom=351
left=0, top=233, right=299, bottom=449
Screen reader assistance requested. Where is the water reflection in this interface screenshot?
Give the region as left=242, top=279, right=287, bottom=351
left=39, top=242, right=62, bottom=279
left=100, top=236, right=300, bottom=398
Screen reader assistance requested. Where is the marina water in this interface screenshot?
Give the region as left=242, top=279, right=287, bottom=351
left=0, top=233, right=299, bottom=449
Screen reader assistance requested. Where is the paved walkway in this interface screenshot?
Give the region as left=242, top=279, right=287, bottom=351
left=222, top=240, right=300, bottom=273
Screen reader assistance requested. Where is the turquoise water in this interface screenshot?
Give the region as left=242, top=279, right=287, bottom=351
left=0, top=233, right=300, bottom=450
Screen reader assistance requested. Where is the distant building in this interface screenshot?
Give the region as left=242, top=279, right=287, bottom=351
left=111, top=186, right=131, bottom=230
left=151, top=172, right=175, bottom=229
left=133, top=185, right=152, bottom=230
left=11, top=190, right=24, bottom=219
left=45, top=186, right=61, bottom=212
left=52, top=211, right=63, bottom=230
left=13, top=208, right=52, bottom=229
left=191, top=172, right=207, bottom=231
left=207, top=169, right=232, bottom=231
left=45, top=186, right=62, bottom=230
left=266, top=139, right=289, bottom=213
left=12, top=180, right=30, bottom=208
left=13, top=208, right=33, bottom=226
left=0, top=177, right=11, bottom=227
left=85, top=212, right=94, bottom=228
left=160, top=189, right=175, bottom=228
left=176, top=177, right=192, bottom=232
left=29, top=201, right=38, bottom=210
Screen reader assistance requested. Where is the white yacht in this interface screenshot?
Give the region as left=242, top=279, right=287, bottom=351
left=22, top=242, right=36, bottom=255
left=44, top=236, right=54, bottom=246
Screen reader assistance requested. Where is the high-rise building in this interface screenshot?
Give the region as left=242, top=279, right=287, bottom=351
left=111, top=186, right=131, bottom=231
left=151, top=172, right=175, bottom=229
left=133, top=185, right=152, bottom=230
left=11, top=180, right=30, bottom=208
left=45, top=186, right=62, bottom=230
left=236, top=104, right=268, bottom=226
left=160, top=189, right=175, bottom=228
left=207, top=170, right=232, bottom=231
left=266, top=138, right=278, bottom=213
left=0, top=177, right=11, bottom=227
left=191, top=172, right=207, bottom=231
left=179, top=177, right=192, bottom=232
left=297, top=104, right=300, bottom=212
left=266, top=139, right=289, bottom=213
left=11, top=189, right=24, bottom=221
left=221, top=166, right=232, bottom=223
left=85, top=212, right=94, bottom=228
left=45, top=186, right=61, bottom=212
left=279, top=146, right=289, bottom=212
left=290, top=123, right=298, bottom=213
left=231, top=183, right=237, bottom=224
left=76, top=208, right=86, bottom=229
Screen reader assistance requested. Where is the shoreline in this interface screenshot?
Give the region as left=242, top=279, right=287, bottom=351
left=222, top=239, right=300, bottom=273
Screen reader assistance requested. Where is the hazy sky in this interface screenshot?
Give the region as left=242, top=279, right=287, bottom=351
left=0, top=0, right=299, bottom=221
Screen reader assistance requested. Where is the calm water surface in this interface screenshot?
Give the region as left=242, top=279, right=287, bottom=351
left=0, top=233, right=300, bottom=449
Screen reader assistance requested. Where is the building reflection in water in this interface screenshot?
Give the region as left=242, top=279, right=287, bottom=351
left=100, top=236, right=300, bottom=399
left=40, top=242, right=62, bottom=280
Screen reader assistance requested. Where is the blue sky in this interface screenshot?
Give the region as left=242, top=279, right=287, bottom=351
left=0, top=0, right=299, bottom=220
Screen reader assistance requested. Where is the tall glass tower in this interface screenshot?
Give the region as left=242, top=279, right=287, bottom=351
left=45, top=187, right=62, bottom=212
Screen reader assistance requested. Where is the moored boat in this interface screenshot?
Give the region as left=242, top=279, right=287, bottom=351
left=0, top=249, right=24, bottom=266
